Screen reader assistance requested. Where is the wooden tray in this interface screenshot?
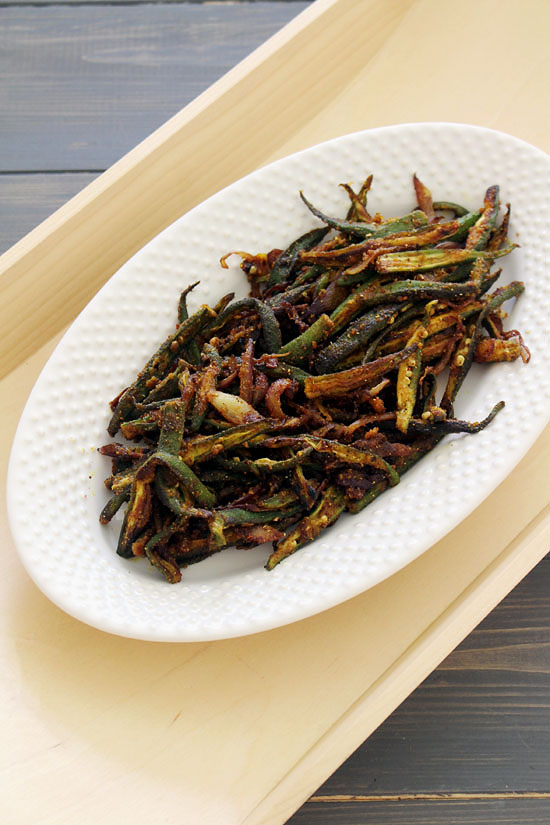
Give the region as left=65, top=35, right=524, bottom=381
left=1, top=1, right=549, bottom=823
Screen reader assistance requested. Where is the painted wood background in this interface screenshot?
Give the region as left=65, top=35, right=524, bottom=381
left=1, top=2, right=549, bottom=823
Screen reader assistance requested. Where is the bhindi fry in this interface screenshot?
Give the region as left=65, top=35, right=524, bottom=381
left=100, top=174, right=528, bottom=581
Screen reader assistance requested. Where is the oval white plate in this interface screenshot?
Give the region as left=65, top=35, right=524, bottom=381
left=7, top=123, right=550, bottom=641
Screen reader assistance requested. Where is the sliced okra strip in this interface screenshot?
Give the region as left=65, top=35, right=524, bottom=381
left=439, top=306, right=494, bottom=415
left=116, top=478, right=153, bottom=557
left=290, top=459, right=319, bottom=509
left=487, top=204, right=511, bottom=252
left=432, top=200, right=469, bottom=216
left=99, top=491, right=130, bottom=525
left=158, top=399, right=188, bottom=455
left=177, top=282, right=200, bottom=324
left=413, top=174, right=435, bottom=221
left=179, top=419, right=273, bottom=465
left=299, top=435, right=400, bottom=486
left=375, top=243, right=515, bottom=275
left=474, top=338, right=523, bottom=362
left=485, top=280, right=525, bottom=310
left=409, top=401, right=505, bottom=434
left=362, top=303, right=420, bottom=362
left=277, top=314, right=334, bottom=366
left=189, top=360, right=221, bottom=434
left=300, top=190, right=428, bottom=238
left=202, top=342, right=224, bottom=367
left=218, top=504, right=303, bottom=526
left=178, top=282, right=201, bottom=364
left=214, top=447, right=313, bottom=475
left=304, top=345, right=418, bottom=399
left=155, top=398, right=191, bottom=509
left=266, top=485, right=346, bottom=570
left=267, top=280, right=316, bottom=310
left=145, top=536, right=183, bottom=583
left=257, top=361, right=312, bottom=386
left=395, top=303, right=436, bottom=433
left=314, top=304, right=401, bottom=373
left=291, top=263, right=326, bottom=289
left=466, top=185, right=500, bottom=250
left=267, top=226, right=329, bottom=287
left=343, top=173, right=373, bottom=221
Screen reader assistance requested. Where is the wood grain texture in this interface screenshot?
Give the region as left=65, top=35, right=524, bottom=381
left=0, top=2, right=310, bottom=172
left=287, top=556, right=550, bottom=823
left=288, top=797, right=550, bottom=824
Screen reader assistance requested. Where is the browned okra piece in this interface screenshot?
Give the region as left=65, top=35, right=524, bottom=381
left=304, top=345, right=418, bottom=399
left=266, top=485, right=346, bottom=570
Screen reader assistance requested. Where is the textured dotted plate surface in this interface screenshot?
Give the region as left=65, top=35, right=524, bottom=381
left=7, top=123, right=550, bottom=641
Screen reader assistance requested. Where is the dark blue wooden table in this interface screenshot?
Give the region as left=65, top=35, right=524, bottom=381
left=2, top=2, right=549, bottom=822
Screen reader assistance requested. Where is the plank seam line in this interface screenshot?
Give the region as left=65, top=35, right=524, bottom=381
left=309, top=792, right=550, bottom=802
left=0, top=170, right=104, bottom=176
left=0, top=1, right=253, bottom=7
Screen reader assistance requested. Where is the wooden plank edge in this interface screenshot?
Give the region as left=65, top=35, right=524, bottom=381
left=0, top=0, right=415, bottom=380
left=243, top=505, right=550, bottom=825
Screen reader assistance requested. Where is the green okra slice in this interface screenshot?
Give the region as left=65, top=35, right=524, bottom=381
left=266, top=281, right=316, bottom=309
left=432, top=200, right=469, bottom=216
left=177, top=282, right=200, bottom=324
left=375, top=244, right=515, bottom=275
left=487, top=204, right=511, bottom=252
left=439, top=321, right=480, bottom=414
left=179, top=419, right=273, bottom=465
left=395, top=302, right=436, bottom=434
left=299, top=435, right=400, bottom=486
left=466, top=185, right=500, bottom=250
left=290, top=459, right=318, bottom=509
left=178, top=282, right=201, bottom=364
left=218, top=504, right=303, bottom=526
left=408, top=401, right=505, bottom=434
left=485, top=280, right=525, bottom=310
left=300, top=190, right=428, bottom=238
left=266, top=485, right=346, bottom=571
left=277, top=314, right=334, bottom=365
left=257, top=362, right=312, bottom=386
left=314, top=304, right=401, bottom=373
left=155, top=398, right=191, bottom=510
left=158, top=399, right=188, bottom=455
left=108, top=305, right=215, bottom=435
left=99, top=491, right=130, bottom=525
left=304, top=345, right=418, bottom=398
left=343, top=173, right=374, bottom=221
left=116, top=478, right=153, bottom=557
left=145, top=533, right=183, bottom=583
left=268, top=226, right=329, bottom=287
